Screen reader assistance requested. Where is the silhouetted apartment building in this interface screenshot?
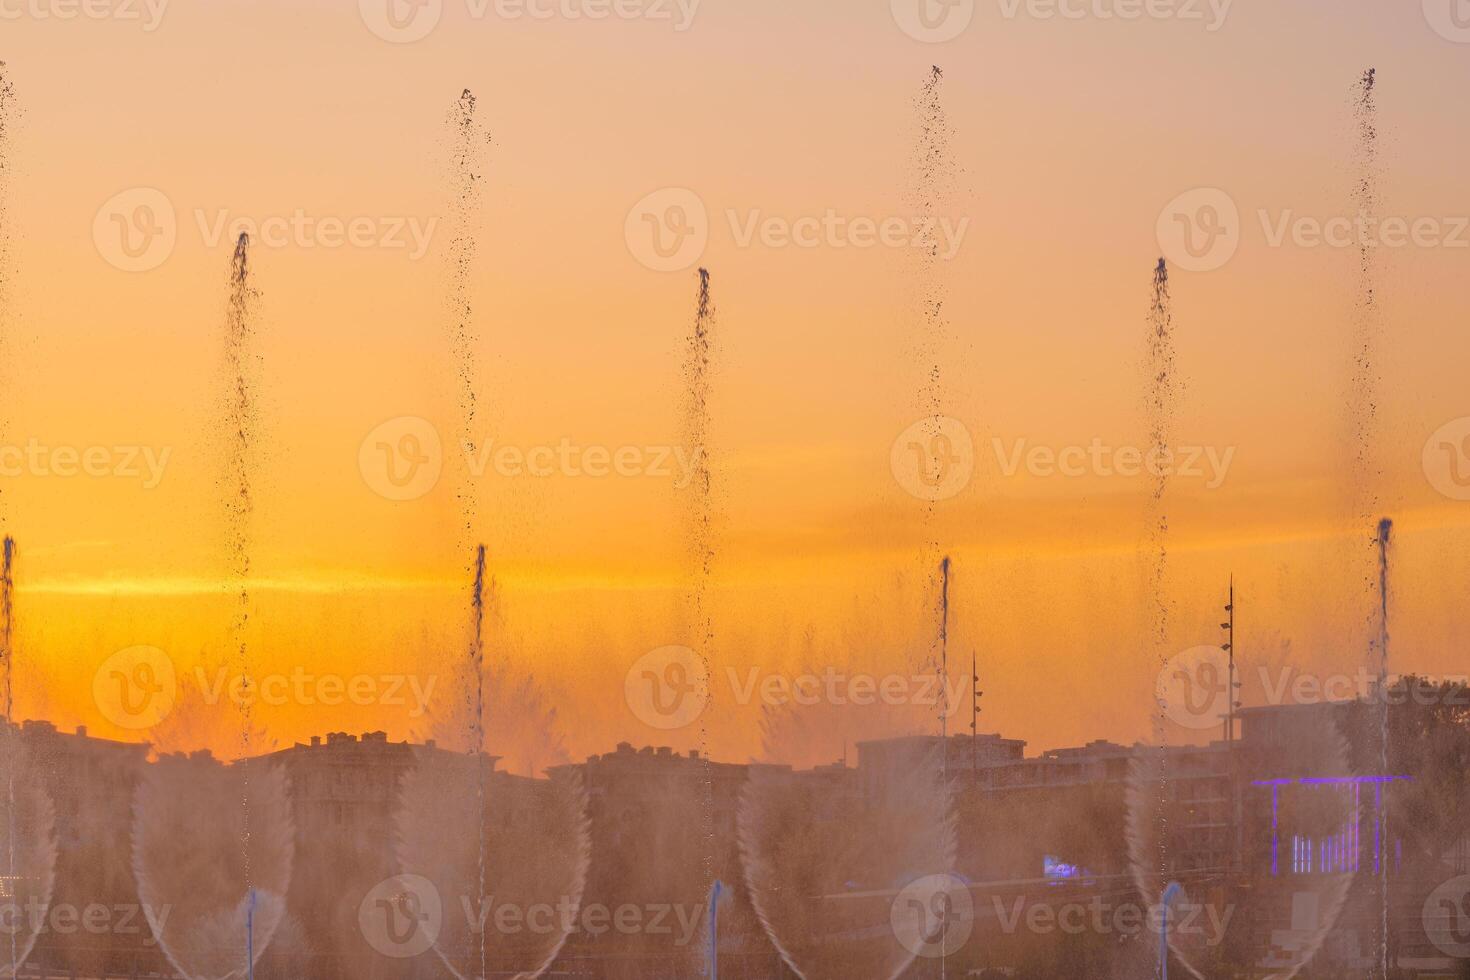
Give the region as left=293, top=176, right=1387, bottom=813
left=0, top=684, right=1457, bottom=979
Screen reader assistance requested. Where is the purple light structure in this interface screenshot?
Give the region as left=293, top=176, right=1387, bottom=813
left=1271, top=789, right=1280, bottom=876
left=1374, top=783, right=1382, bottom=876
left=1252, top=775, right=1410, bottom=877
left=1043, top=855, right=1095, bottom=886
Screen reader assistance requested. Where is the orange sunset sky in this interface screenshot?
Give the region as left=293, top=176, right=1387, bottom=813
left=1, top=0, right=1469, bottom=769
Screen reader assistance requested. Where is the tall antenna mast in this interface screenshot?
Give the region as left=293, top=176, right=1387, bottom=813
left=970, top=647, right=983, bottom=785
left=1221, top=577, right=1235, bottom=745
left=1220, top=576, right=1242, bottom=873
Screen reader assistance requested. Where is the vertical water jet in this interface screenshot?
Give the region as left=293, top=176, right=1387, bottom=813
left=0, top=81, right=18, bottom=941
left=447, top=88, right=488, bottom=553
left=225, top=233, right=256, bottom=936
left=905, top=66, right=958, bottom=595
left=224, top=232, right=256, bottom=743
left=1348, top=68, right=1381, bottom=516
left=1145, top=257, right=1176, bottom=899
left=443, top=88, right=490, bottom=974
left=680, top=266, right=717, bottom=925
left=1125, top=258, right=1183, bottom=980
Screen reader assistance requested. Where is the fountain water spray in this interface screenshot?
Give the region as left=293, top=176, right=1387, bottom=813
left=905, top=66, right=959, bottom=583
left=1347, top=68, right=1381, bottom=516
left=683, top=267, right=715, bottom=586
left=1144, top=257, right=1177, bottom=942
left=1344, top=68, right=1390, bottom=976
left=132, top=233, right=294, bottom=980
left=0, top=80, right=16, bottom=944
left=0, top=537, right=56, bottom=980
left=444, top=89, right=490, bottom=975
left=224, top=232, right=255, bottom=709
left=707, top=879, right=724, bottom=979
left=224, top=232, right=258, bottom=977
left=0, top=77, right=17, bottom=951
left=0, top=62, right=15, bottom=340
left=909, top=66, right=952, bottom=423
left=396, top=547, right=588, bottom=979
left=447, top=88, right=488, bottom=550
left=681, top=267, right=717, bottom=906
